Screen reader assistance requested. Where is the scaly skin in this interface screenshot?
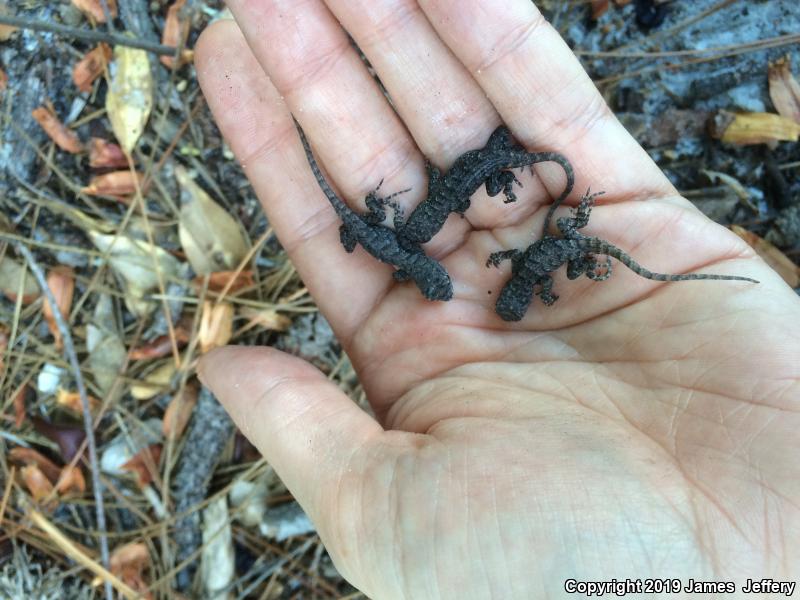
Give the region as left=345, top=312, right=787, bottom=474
left=489, top=189, right=759, bottom=321
left=297, top=121, right=453, bottom=301
left=398, top=125, right=575, bottom=246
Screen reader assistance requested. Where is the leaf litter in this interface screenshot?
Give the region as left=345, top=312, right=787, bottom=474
left=1, top=1, right=798, bottom=598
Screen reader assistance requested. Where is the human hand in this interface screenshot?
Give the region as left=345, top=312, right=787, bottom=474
left=195, top=1, right=800, bottom=597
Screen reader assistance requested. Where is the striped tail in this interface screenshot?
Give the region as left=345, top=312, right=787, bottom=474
left=540, top=154, right=576, bottom=237
left=579, top=237, right=759, bottom=283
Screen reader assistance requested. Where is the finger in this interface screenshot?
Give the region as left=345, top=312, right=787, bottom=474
left=196, top=21, right=401, bottom=338
left=225, top=0, right=425, bottom=219
left=319, top=0, right=545, bottom=249
left=322, top=0, right=498, bottom=162
left=417, top=0, right=676, bottom=204
left=197, top=346, right=384, bottom=532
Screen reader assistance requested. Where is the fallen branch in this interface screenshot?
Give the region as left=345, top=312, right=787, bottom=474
left=8, top=239, right=113, bottom=600
left=0, top=13, right=178, bottom=56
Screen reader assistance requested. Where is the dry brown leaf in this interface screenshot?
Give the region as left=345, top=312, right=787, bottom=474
left=177, top=166, right=249, bottom=275
left=13, top=383, right=27, bottom=428
left=89, top=137, right=129, bottom=168
left=9, top=447, right=62, bottom=483
left=56, top=388, right=101, bottom=416
left=161, top=0, right=193, bottom=69
left=239, top=306, right=291, bottom=333
left=768, top=55, right=800, bottom=124
left=31, top=418, right=86, bottom=463
left=107, top=45, right=153, bottom=154
left=72, top=43, right=112, bottom=93
left=21, top=465, right=55, bottom=502
left=87, top=294, right=127, bottom=393
left=55, top=464, right=86, bottom=497
left=110, top=542, right=152, bottom=599
left=81, top=170, right=143, bottom=199
left=731, top=225, right=799, bottom=287
left=193, top=270, right=255, bottom=294
left=42, top=266, right=75, bottom=350
left=71, top=0, right=117, bottom=23
left=710, top=110, right=800, bottom=145
left=0, top=255, right=40, bottom=304
left=88, top=232, right=181, bottom=316
left=0, top=66, right=8, bottom=93
left=131, top=361, right=177, bottom=400
left=163, top=382, right=198, bottom=439
left=120, top=444, right=162, bottom=487
left=129, top=320, right=191, bottom=360
left=199, top=301, right=234, bottom=354
left=591, top=0, right=610, bottom=19
left=31, top=105, right=84, bottom=153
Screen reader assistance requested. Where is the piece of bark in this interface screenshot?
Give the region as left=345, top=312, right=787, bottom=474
left=171, top=386, right=234, bottom=590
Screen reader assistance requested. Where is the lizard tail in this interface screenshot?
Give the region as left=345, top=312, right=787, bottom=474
left=539, top=154, right=576, bottom=238
left=579, top=237, right=760, bottom=283
left=294, top=119, right=350, bottom=220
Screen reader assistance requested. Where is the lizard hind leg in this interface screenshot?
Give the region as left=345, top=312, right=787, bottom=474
left=536, top=275, right=559, bottom=306
left=339, top=225, right=358, bottom=252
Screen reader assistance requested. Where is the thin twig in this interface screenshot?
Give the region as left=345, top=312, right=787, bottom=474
left=7, top=239, right=113, bottom=600
left=0, top=13, right=178, bottom=56
left=99, top=0, right=117, bottom=34
left=27, top=507, right=138, bottom=600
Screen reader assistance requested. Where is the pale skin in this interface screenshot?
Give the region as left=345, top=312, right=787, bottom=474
left=195, top=1, right=800, bottom=598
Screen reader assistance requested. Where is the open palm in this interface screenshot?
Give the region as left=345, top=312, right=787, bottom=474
left=196, top=1, right=800, bottom=597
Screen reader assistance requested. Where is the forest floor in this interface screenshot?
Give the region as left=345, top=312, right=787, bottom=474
left=0, top=0, right=798, bottom=598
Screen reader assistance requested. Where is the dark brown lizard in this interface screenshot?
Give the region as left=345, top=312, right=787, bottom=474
left=488, top=189, right=759, bottom=321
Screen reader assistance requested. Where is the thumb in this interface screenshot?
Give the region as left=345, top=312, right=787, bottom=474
left=197, top=345, right=384, bottom=522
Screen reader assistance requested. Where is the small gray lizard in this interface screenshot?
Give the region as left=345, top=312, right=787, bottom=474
left=488, top=189, right=759, bottom=321
left=398, top=125, right=575, bottom=247
left=296, top=121, right=453, bottom=301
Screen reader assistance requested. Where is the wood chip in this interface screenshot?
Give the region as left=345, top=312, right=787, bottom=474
left=591, top=0, right=610, bottom=19
left=768, top=55, right=800, bottom=124
left=120, top=444, right=162, bottom=487
left=109, top=542, right=152, bottom=600
left=73, top=44, right=112, bottom=93
left=89, top=137, right=129, bottom=169
left=731, top=225, right=800, bottom=287
left=81, top=170, right=143, bottom=199
left=55, top=464, right=86, bottom=497
left=199, top=301, right=234, bottom=354
left=163, top=382, right=198, bottom=439
left=42, top=266, right=75, bottom=350
left=710, top=110, right=800, bottom=146
left=193, top=270, right=255, bottom=294
left=21, top=465, right=54, bottom=502
left=31, top=105, right=84, bottom=153
left=161, top=0, right=194, bottom=69
left=8, top=447, right=62, bottom=483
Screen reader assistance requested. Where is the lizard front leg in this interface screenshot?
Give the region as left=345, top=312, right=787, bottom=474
left=485, top=170, right=522, bottom=204
left=364, top=182, right=410, bottom=227
left=486, top=249, right=522, bottom=268
left=536, top=275, right=559, bottom=306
